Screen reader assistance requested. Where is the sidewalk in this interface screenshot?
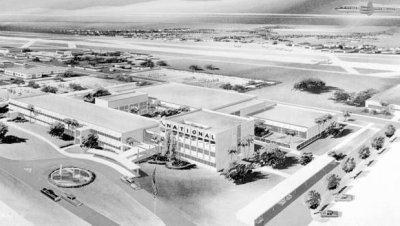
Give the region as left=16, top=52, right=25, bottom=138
left=310, top=139, right=400, bottom=226
left=3, top=120, right=136, bottom=177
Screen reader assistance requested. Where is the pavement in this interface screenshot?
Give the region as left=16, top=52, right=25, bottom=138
left=309, top=139, right=400, bottom=226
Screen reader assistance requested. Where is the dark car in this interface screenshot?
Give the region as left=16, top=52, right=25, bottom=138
left=62, top=193, right=83, bottom=206
left=41, top=188, right=61, bottom=202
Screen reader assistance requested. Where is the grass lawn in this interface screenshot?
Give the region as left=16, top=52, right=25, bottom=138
left=0, top=126, right=63, bottom=161
left=301, top=125, right=361, bottom=155
left=165, top=57, right=400, bottom=113
left=136, top=163, right=285, bottom=226
left=9, top=121, right=74, bottom=148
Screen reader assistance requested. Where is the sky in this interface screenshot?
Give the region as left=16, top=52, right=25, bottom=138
left=0, top=0, right=398, bottom=22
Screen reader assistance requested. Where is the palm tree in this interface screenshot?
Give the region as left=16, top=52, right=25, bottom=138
left=343, top=110, right=351, bottom=122
left=245, top=135, right=254, bottom=159
left=130, top=106, right=140, bottom=114
left=70, top=119, right=80, bottom=129
left=314, top=117, right=323, bottom=135
left=285, top=130, right=296, bottom=147
left=125, top=137, right=137, bottom=147
left=227, top=147, right=238, bottom=162
left=27, top=104, right=35, bottom=123
left=63, top=118, right=73, bottom=130
left=152, top=135, right=164, bottom=155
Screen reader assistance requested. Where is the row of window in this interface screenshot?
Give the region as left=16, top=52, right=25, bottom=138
left=179, top=152, right=216, bottom=168
left=265, top=123, right=307, bottom=139
left=98, top=140, right=121, bottom=151
left=178, top=143, right=216, bottom=157
left=93, top=130, right=121, bottom=142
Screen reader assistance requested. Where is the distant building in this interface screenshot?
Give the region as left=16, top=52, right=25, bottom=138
left=366, top=84, right=400, bottom=111
left=95, top=91, right=149, bottom=115
left=0, top=48, right=10, bottom=55
left=4, top=66, right=69, bottom=79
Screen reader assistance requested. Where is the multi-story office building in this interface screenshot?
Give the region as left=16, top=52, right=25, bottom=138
left=9, top=94, right=159, bottom=153
left=154, top=109, right=254, bottom=170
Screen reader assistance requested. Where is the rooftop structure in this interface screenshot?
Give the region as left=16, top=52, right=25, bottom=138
left=217, top=99, right=275, bottom=116
left=253, top=104, right=329, bottom=129
left=14, top=94, right=157, bottom=133
left=134, top=83, right=256, bottom=110
left=366, top=84, right=400, bottom=110
left=169, top=109, right=251, bottom=133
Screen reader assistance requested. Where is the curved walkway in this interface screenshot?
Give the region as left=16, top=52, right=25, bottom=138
left=3, top=121, right=135, bottom=177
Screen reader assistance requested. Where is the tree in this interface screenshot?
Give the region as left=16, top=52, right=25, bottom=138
left=152, top=135, right=164, bottom=155
left=342, top=110, right=351, bottom=122
left=156, top=60, right=168, bottom=67
left=299, top=152, right=314, bottom=166
left=326, top=174, right=341, bottom=190
left=385, top=124, right=396, bottom=138
left=227, top=147, right=238, bottom=162
left=332, top=90, right=351, bottom=102
left=220, top=83, right=233, bottom=90
left=285, top=129, right=296, bottom=146
left=69, top=83, right=87, bottom=91
left=189, top=64, right=202, bottom=72
left=81, top=133, right=99, bottom=149
left=358, top=146, right=371, bottom=160
left=205, top=64, right=219, bottom=70
left=347, top=89, right=377, bottom=107
left=11, top=78, right=25, bottom=86
left=342, top=157, right=356, bottom=173
left=305, top=190, right=321, bottom=210
left=371, top=136, right=385, bottom=150
left=83, top=93, right=95, bottom=103
left=259, top=145, right=286, bottom=168
left=28, top=81, right=40, bottom=89
left=130, top=106, right=140, bottom=114
left=293, top=78, right=326, bottom=93
left=328, top=151, right=347, bottom=161
left=140, top=60, right=155, bottom=68
left=49, top=122, right=65, bottom=137
left=41, top=85, right=58, bottom=94
left=314, top=117, right=324, bottom=134
left=93, top=88, right=111, bottom=97
left=0, top=122, right=8, bottom=140
left=27, top=104, right=35, bottom=123
left=222, top=162, right=255, bottom=184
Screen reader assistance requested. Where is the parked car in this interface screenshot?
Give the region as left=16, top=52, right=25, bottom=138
left=321, top=210, right=339, bottom=218
left=335, top=194, right=353, bottom=202
left=41, top=188, right=61, bottom=202
left=121, top=176, right=141, bottom=190
left=62, top=193, right=83, bottom=206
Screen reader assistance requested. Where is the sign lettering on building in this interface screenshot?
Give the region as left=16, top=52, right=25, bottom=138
left=160, top=120, right=215, bottom=142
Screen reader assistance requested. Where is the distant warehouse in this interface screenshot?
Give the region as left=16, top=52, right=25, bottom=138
left=4, top=66, right=69, bottom=79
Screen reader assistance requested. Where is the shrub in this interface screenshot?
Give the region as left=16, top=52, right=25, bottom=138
left=140, top=60, right=155, bottom=68
left=27, top=81, right=40, bottom=89
left=137, top=81, right=152, bottom=86
left=342, top=157, right=356, bottom=173
left=347, top=89, right=377, bottom=106
left=326, top=174, right=341, bottom=190
left=41, top=85, right=58, bottom=94
left=93, top=88, right=111, bottom=97
left=222, top=162, right=255, bottom=184
left=10, top=78, right=25, bottom=85
left=81, top=133, right=99, bottom=149
left=69, top=83, right=87, bottom=91
left=156, top=60, right=168, bottom=66
left=49, top=122, right=65, bottom=137
left=83, top=93, right=95, bottom=103
left=232, top=85, right=247, bottom=93
left=205, top=64, right=219, bottom=70
left=259, top=146, right=286, bottom=168
left=299, top=152, right=314, bottom=166
left=358, top=146, right=371, bottom=160
left=189, top=65, right=202, bottom=71
left=332, top=89, right=351, bottom=102
left=328, top=151, right=346, bottom=161
left=371, top=136, right=385, bottom=150
left=305, top=190, right=321, bottom=210
left=385, top=124, right=396, bottom=138
left=0, top=122, right=8, bottom=140
left=220, top=83, right=233, bottom=90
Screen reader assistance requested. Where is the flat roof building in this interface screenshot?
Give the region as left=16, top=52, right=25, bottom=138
left=253, top=104, right=337, bottom=149
left=134, top=83, right=256, bottom=110
left=153, top=109, right=254, bottom=170
left=366, top=84, right=400, bottom=111
left=9, top=94, right=158, bottom=150
left=95, top=91, right=149, bottom=115
left=4, top=66, right=69, bottom=79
